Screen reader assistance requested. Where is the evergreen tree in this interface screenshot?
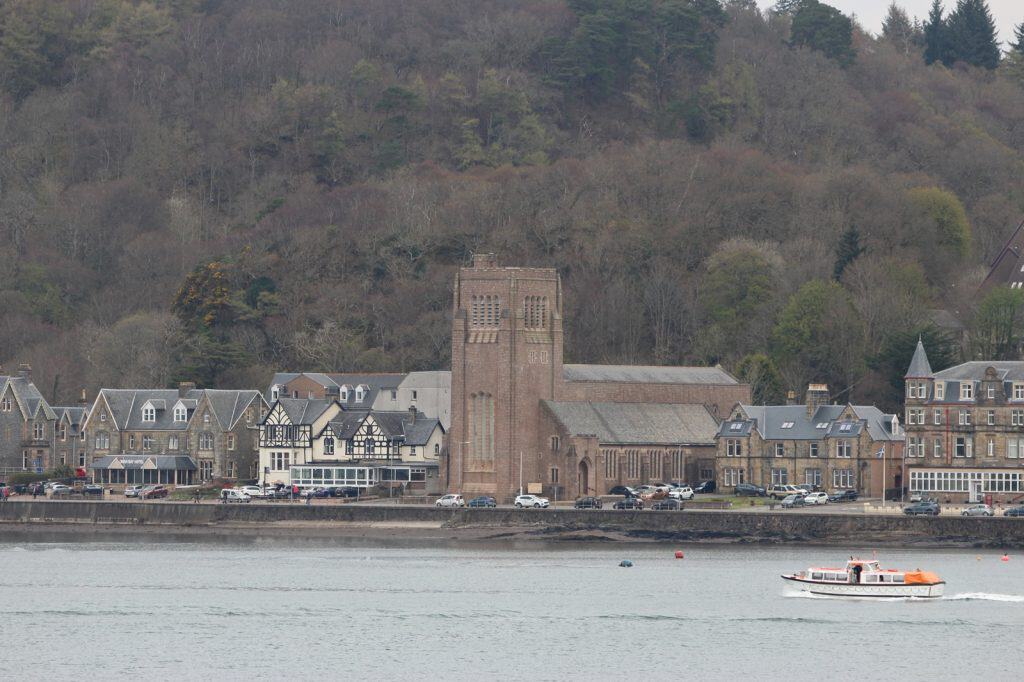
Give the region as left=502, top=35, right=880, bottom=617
left=946, top=0, right=1000, bottom=69
left=923, top=0, right=950, bottom=65
left=790, top=0, right=856, bottom=67
left=882, top=3, right=914, bottom=55
left=1009, top=21, right=1024, bottom=55
left=833, top=226, right=865, bottom=281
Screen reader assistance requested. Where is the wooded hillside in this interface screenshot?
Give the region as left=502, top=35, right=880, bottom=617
left=3, top=0, right=1024, bottom=412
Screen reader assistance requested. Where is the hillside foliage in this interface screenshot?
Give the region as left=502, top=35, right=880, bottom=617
left=2, top=0, right=1024, bottom=412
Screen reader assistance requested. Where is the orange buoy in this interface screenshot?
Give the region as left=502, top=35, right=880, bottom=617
left=1002, top=554, right=1010, bottom=562
left=674, top=550, right=684, bottom=559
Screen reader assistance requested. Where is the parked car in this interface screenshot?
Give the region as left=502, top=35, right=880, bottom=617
left=961, top=504, right=994, bottom=517
left=82, top=484, right=104, bottom=496
left=613, top=497, right=644, bottom=510
left=828, top=489, right=859, bottom=503
left=238, top=485, right=268, bottom=498
left=221, top=489, right=251, bottom=503
left=28, top=483, right=45, bottom=495
left=692, top=480, right=716, bottom=494
left=904, top=501, right=940, bottom=516
left=668, top=486, right=695, bottom=501
left=468, top=496, right=497, bottom=508
left=909, top=491, right=924, bottom=503
left=734, top=483, right=766, bottom=497
left=50, top=484, right=72, bottom=497
left=330, top=486, right=360, bottom=498
left=607, top=485, right=637, bottom=497
left=651, top=483, right=672, bottom=493
left=780, top=494, right=806, bottom=508
left=435, top=494, right=465, bottom=508
left=768, top=485, right=808, bottom=500
left=124, top=485, right=144, bottom=498
left=1004, top=505, right=1024, bottom=517
left=651, top=498, right=681, bottom=511
left=141, top=485, right=168, bottom=500
left=635, top=485, right=658, bottom=495
left=574, top=496, right=603, bottom=509
left=514, top=494, right=550, bottom=508
left=270, top=488, right=294, bottom=499
left=803, top=492, right=829, bottom=505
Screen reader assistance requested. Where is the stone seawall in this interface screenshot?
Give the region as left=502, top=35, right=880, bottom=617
left=1, top=501, right=1023, bottom=548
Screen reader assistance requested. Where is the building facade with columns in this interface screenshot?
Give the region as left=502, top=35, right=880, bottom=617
left=446, top=255, right=751, bottom=502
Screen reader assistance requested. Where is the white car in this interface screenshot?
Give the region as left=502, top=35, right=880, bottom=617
left=514, top=494, right=549, bottom=508
left=435, top=494, right=465, bottom=508
left=124, top=485, right=145, bottom=498
left=669, top=486, right=695, bottom=501
left=221, top=489, right=251, bottom=503
left=238, top=485, right=269, bottom=498
left=803, top=492, right=829, bottom=505
left=49, top=484, right=71, bottom=494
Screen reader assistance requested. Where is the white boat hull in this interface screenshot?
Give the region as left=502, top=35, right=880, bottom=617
left=782, top=576, right=944, bottom=598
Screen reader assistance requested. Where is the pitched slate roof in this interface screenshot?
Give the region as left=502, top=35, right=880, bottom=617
left=266, top=372, right=406, bottom=406
left=203, top=389, right=264, bottom=429
left=933, top=361, right=1024, bottom=382
left=542, top=401, right=718, bottom=445
left=721, top=404, right=902, bottom=442
left=905, top=339, right=933, bottom=378
left=563, top=364, right=738, bottom=385
left=0, top=375, right=56, bottom=421
left=92, top=388, right=264, bottom=431
left=275, top=398, right=336, bottom=425
left=52, top=406, right=88, bottom=435
left=323, top=409, right=442, bottom=446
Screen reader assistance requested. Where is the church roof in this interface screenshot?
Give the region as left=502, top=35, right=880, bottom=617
left=542, top=401, right=718, bottom=445
left=562, top=364, right=738, bottom=385
left=905, top=339, right=933, bottom=378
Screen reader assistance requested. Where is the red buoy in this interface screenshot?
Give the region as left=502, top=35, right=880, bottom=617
left=1002, top=554, right=1010, bottom=562
left=674, top=550, right=684, bottom=559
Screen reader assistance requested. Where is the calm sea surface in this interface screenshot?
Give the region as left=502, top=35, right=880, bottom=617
left=0, top=536, right=1021, bottom=680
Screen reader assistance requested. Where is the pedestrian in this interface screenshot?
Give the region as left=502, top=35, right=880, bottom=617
left=193, top=489, right=200, bottom=504
left=305, top=491, right=312, bottom=506
left=32, top=486, right=38, bottom=500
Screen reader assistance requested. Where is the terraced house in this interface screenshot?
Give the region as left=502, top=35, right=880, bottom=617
left=82, top=383, right=268, bottom=485
left=904, top=340, right=1024, bottom=502
left=0, top=365, right=56, bottom=475
left=716, top=385, right=903, bottom=497
left=258, top=394, right=445, bottom=493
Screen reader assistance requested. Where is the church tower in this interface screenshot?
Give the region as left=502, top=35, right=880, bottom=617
left=447, top=255, right=563, bottom=499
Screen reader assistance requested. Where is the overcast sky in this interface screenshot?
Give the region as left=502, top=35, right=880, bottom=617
left=755, top=0, right=1021, bottom=44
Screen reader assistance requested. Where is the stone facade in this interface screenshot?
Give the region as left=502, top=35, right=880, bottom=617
left=447, top=255, right=751, bottom=501
left=716, top=386, right=903, bottom=497
left=904, top=340, right=1024, bottom=501
left=0, top=366, right=57, bottom=475
left=82, top=384, right=268, bottom=483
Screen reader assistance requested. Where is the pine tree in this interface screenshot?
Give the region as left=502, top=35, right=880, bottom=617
left=790, top=0, right=856, bottom=67
left=1009, top=21, right=1024, bottom=55
left=946, top=0, right=1000, bottom=69
left=833, top=226, right=865, bottom=281
left=881, top=2, right=916, bottom=55
left=923, top=0, right=950, bottom=65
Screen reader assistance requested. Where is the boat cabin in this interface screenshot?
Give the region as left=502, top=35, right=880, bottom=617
left=805, top=560, right=909, bottom=584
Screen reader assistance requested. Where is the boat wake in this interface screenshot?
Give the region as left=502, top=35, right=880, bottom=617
left=945, top=592, right=1024, bottom=602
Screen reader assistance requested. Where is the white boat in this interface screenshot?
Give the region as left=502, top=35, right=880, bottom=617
left=782, top=558, right=945, bottom=598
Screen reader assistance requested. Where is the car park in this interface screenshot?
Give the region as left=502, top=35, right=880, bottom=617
left=607, top=485, right=637, bottom=497
left=961, top=504, right=994, bottom=517
left=1004, top=506, right=1024, bottom=517
left=828, top=489, right=859, bottom=503
left=50, top=484, right=72, bottom=497
left=141, top=485, right=168, bottom=500
left=909, top=491, right=924, bottom=503
left=668, top=486, right=694, bottom=501
left=803, top=492, right=829, bottom=505
left=124, top=485, right=144, bottom=498
left=574, top=496, right=603, bottom=509
left=780, top=494, right=806, bottom=508
left=82, top=484, right=104, bottom=496
left=651, top=498, right=681, bottom=511
left=435, top=494, right=465, bottom=508
left=734, top=483, right=766, bottom=497
left=514, top=494, right=550, bottom=508
left=270, top=488, right=294, bottom=499
left=904, top=501, right=940, bottom=516
left=330, top=486, right=359, bottom=498
left=613, top=497, right=644, bottom=510
left=635, top=485, right=658, bottom=495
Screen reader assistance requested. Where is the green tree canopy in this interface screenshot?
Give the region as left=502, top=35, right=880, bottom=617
left=734, top=353, right=786, bottom=404
left=906, top=187, right=971, bottom=260
left=971, top=288, right=1024, bottom=360
left=946, top=0, right=1000, bottom=69
left=790, top=0, right=856, bottom=67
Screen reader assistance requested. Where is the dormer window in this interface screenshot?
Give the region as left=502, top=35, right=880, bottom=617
left=173, top=405, right=187, bottom=423
left=729, top=422, right=743, bottom=431
left=355, top=386, right=365, bottom=403
left=271, top=385, right=280, bottom=401
left=961, top=383, right=974, bottom=401
left=935, top=383, right=944, bottom=400
left=340, top=385, right=350, bottom=401
left=142, top=406, right=156, bottom=422
left=839, top=423, right=852, bottom=432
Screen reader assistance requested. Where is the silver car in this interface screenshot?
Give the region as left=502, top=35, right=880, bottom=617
left=124, top=485, right=144, bottom=498
left=961, top=504, right=994, bottom=517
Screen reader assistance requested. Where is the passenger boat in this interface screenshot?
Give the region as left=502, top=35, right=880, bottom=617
left=781, top=558, right=945, bottom=598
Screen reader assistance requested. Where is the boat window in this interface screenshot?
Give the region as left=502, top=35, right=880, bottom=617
left=811, top=572, right=823, bottom=580
left=893, top=575, right=905, bottom=583
left=825, top=573, right=838, bottom=581
left=866, top=574, right=879, bottom=583
left=880, top=574, right=891, bottom=583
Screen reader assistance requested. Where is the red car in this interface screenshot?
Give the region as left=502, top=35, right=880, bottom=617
left=140, top=485, right=168, bottom=499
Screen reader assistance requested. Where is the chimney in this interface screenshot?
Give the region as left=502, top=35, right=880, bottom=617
left=806, top=384, right=830, bottom=418
left=407, top=405, right=418, bottom=425
left=178, top=381, right=196, bottom=398
left=785, top=391, right=797, bottom=406
left=18, top=363, right=31, bottom=379
left=78, top=389, right=88, bottom=407
left=471, top=253, right=498, bottom=268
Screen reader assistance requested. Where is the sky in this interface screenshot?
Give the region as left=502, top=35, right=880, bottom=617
left=755, top=0, right=1021, bottom=44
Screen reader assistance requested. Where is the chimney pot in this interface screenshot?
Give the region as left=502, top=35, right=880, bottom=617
left=78, top=389, right=88, bottom=406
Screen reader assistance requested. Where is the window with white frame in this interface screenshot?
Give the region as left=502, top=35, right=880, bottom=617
left=142, top=405, right=155, bottom=422
left=988, top=386, right=996, bottom=399
left=961, top=383, right=974, bottom=400
left=203, top=412, right=210, bottom=424
left=340, top=386, right=350, bottom=401
left=173, top=405, right=187, bottom=422
left=935, top=382, right=945, bottom=400
left=199, top=432, right=214, bottom=450
left=833, top=469, right=853, bottom=488
left=726, top=439, right=742, bottom=457
left=128, top=434, right=136, bottom=449
left=988, top=410, right=996, bottom=426
left=0, top=397, right=10, bottom=411
left=1010, top=439, right=1024, bottom=459
left=355, top=386, right=365, bottom=403
left=987, top=439, right=995, bottom=457
left=271, top=451, right=291, bottom=470
left=59, top=423, right=67, bottom=441
left=934, top=409, right=942, bottom=425
left=954, top=436, right=972, bottom=458
left=95, top=431, right=110, bottom=449
left=32, top=422, right=44, bottom=439
left=804, top=468, right=822, bottom=486
left=1013, top=410, right=1024, bottom=427
left=933, top=437, right=942, bottom=458
left=959, top=410, right=970, bottom=426
left=227, top=434, right=235, bottom=450
left=168, top=434, right=179, bottom=450
left=836, top=440, right=851, bottom=458
left=774, top=443, right=784, bottom=457
left=142, top=435, right=153, bottom=451
left=324, top=437, right=335, bottom=455
left=723, top=468, right=744, bottom=486
left=770, top=468, right=788, bottom=485
left=809, top=442, right=819, bottom=458
left=1015, top=384, right=1024, bottom=400
left=780, top=422, right=794, bottom=429
left=271, top=386, right=280, bottom=401
left=729, top=422, right=743, bottom=431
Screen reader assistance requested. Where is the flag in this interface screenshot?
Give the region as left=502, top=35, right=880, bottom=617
left=876, top=446, right=885, bottom=459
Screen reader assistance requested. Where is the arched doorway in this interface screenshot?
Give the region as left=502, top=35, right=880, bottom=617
left=578, top=459, right=589, bottom=497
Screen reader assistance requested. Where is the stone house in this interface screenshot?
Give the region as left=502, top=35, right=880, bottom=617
left=716, top=385, right=903, bottom=497
left=537, top=401, right=718, bottom=500
left=82, top=383, right=268, bottom=484
left=0, top=365, right=56, bottom=475
left=51, top=400, right=90, bottom=471
left=258, top=397, right=444, bottom=493
left=904, top=340, right=1024, bottom=502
